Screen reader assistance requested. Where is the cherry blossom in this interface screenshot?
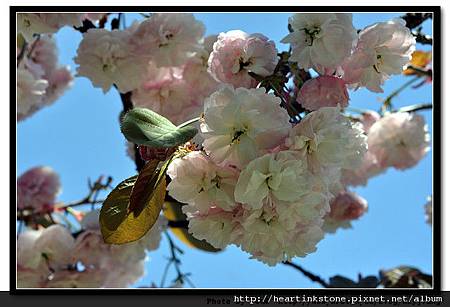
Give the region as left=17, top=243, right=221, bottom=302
left=200, top=86, right=291, bottom=168
left=17, top=166, right=61, bottom=212
left=130, top=13, right=205, bottom=67
left=75, top=28, right=147, bottom=93
left=285, top=107, right=367, bottom=173
left=297, top=76, right=349, bottom=111
left=282, top=13, right=356, bottom=71
left=17, top=35, right=74, bottom=121
left=208, top=30, right=277, bottom=88
left=368, top=112, right=430, bottom=170
left=323, top=190, right=368, bottom=233
left=18, top=13, right=84, bottom=42
left=234, top=151, right=311, bottom=209
left=342, top=18, right=416, bottom=92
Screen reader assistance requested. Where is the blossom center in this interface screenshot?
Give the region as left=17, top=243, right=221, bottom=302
left=231, top=126, right=248, bottom=144
left=373, top=54, right=383, bottom=73
left=239, top=58, right=253, bottom=72
left=159, top=32, right=174, bottom=47
left=303, top=26, right=321, bottom=46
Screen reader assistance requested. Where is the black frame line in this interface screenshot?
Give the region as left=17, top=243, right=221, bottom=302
left=10, top=6, right=442, bottom=294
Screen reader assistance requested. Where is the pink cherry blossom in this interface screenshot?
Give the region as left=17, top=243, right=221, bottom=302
left=342, top=18, right=416, bottom=93
left=17, top=166, right=61, bottom=212
left=75, top=28, right=147, bottom=93
left=17, top=66, right=48, bottom=121
left=131, top=63, right=199, bottom=125
left=360, top=110, right=381, bottom=133
left=323, top=190, right=368, bottom=233
left=340, top=150, right=386, bottom=187
left=282, top=13, right=357, bottom=71
left=17, top=13, right=84, bottom=42
left=368, top=112, right=430, bottom=170
left=297, top=76, right=349, bottom=111
left=43, top=66, right=74, bottom=104
left=130, top=13, right=205, bottom=67
left=328, top=191, right=368, bottom=221
left=208, top=30, right=278, bottom=88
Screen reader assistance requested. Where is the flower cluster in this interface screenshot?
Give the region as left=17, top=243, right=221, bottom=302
left=74, top=14, right=218, bottom=128
left=208, top=30, right=278, bottom=88
left=17, top=210, right=166, bottom=288
left=342, top=18, right=416, bottom=92
left=167, top=86, right=368, bottom=265
left=17, top=35, right=73, bottom=121
left=342, top=111, right=430, bottom=186
left=17, top=13, right=85, bottom=42
left=16, top=165, right=167, bottom=288
left=16, top=12, right=432, bottom=288
left=17, top=166, right=61, bottom=213
left=322, top=190, right=368, bottom=233
left=283, top=14, right=415, bottom=96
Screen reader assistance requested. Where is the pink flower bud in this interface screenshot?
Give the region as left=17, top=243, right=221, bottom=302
left=17, top=166, right=61, bottom=212
left=297, top=76, right=349, bottom=111
left=328, top=191, right=368, bottom=221
left=360, top=110, right=381, bottom=133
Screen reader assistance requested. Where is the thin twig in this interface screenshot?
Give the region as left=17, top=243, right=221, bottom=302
left=406, top=65, right=432, bottom=78
left=16, top=41, right=28, bottom=67
left=162, top=231, right=194, bottom=288
left=393, top=103, right=432, bottom=113
left=282, top=261, right=329, bottom=288
left=55, top=176, right=111, bottom=210
left=381, top=75, right=422, bottom=113
left=412, top=31, right=432, bottom=45
left=26, top=34, right=41, bottom=58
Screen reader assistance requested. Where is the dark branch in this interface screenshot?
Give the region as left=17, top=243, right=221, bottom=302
left=73, top=19, right=96, bottom=33
left=412, top=31, right=432, bottom=45
left=400, top=13, right=432, bottom=45
left=167, top=220, right=189, bottom=229
left=282, top=261, right=330, bottom=288
left=117, top=91, right=145, bottom=172
left=394, top=103, right=432, bottom=113
left=16, top=41, right=28, bottom=67
left=400, top=13, right=432, bottom=30
left=406, top=64, right=432, bottom=78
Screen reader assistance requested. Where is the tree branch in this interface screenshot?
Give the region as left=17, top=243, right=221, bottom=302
left=400, top=13, right=432, bottom=30
left=16, top=41, right=28, bottom=67
left=117, top=91, right=146, bottom=172
left=282, top=261, right=330, bottom=288
left=412, top=31, right=432, bottom=45
left=394, top=103, right=432, bottom=113
left=55, top=176, right=112, bottom=210
left=161, top=231, right=194, bottom=288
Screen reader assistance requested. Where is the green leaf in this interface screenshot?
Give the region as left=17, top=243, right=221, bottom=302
left=120, top=108, right=198, bottom=148
left=99, top=168, right=167, bottom=244
left=100, top=175, right=137, bottom=231
left=163, top=200, right=221, bottom=253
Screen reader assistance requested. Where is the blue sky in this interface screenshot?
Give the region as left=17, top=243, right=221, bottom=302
left=17, top=13, right=433, bottom=288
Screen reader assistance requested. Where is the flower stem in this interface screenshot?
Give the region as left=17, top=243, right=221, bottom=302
left=177, top=117, right=200, bottom=129
left=381, top=76, right=421, bottom=113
